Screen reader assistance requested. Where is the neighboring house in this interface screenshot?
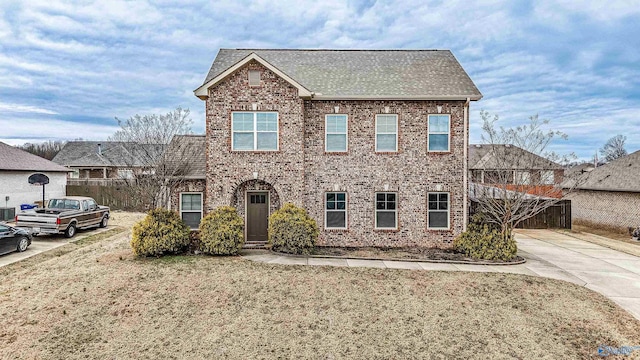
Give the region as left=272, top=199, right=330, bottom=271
left=0, top=141, right=69, bottom=220
left=565, top=150, right=640, bottom=229
left=468, top=144, right=564, bottom=198
left=177, top=49, right=482, bottom=247
left=52, top=141, right=165, bottom=185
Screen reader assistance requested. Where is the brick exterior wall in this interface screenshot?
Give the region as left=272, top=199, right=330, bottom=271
left=170, top=179, right=206, bottom=213
left=567, top=190, right=640, bottom=229
left=200, top=61, right=468, bottom=248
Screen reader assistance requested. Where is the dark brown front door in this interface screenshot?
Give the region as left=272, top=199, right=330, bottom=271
left=247, top=192, right=269, bottom=242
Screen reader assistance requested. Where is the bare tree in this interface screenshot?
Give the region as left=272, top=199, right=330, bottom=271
left=471, top=110, right=584, bottom=240
left=599, top=134, right=627, bottom=162
left=108, top=107, right=195, bottom=209
left=17, top=140, right=67, bottom=160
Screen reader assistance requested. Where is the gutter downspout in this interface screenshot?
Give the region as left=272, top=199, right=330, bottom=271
left=463, top=97, right=470, bottom=232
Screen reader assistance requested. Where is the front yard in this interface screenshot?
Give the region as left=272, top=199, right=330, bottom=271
left=1, top=214, right=639, bottom=359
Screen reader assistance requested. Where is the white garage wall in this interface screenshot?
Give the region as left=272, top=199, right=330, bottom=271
left=0, top=171, right=67, bottom=214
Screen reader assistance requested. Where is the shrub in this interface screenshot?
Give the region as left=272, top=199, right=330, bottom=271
left=453, top=213, right=517, bottom=261
left=130, top=208, right=191, bottom=257
left=268, top=203, right=319, bottom=254
left=199, top=206, right=244, bottom=255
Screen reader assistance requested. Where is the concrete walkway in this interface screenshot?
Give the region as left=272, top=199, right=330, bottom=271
left=0, top=226, right=113, bottom=268
left=242, top=230, right=640, bottom=320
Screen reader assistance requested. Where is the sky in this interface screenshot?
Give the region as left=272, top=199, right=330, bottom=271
left=0, top=0, right=639, bottom=161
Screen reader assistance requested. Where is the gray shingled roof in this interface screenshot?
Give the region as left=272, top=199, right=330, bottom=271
left=164, top=135, right=205, bottom=179
left=570, top=150, right=640, bottom=193
left=52, top=141, right=165, bottom=167
left=468, top=144, right=563, bottom=170
left=0, top=142, right=69, bottom=172
left=201, top=49, right=482, bottom=98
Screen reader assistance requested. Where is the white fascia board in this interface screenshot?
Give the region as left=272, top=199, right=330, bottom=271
left=193, top=52, right=313, bottom=100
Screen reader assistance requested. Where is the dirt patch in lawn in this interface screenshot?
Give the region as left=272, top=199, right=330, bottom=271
left=1, top=226, right=639, bottom=359
left=309, top=246, right=524, bottom=264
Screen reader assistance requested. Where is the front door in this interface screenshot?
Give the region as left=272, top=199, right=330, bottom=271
left=246, top=192, right=269, bottom=242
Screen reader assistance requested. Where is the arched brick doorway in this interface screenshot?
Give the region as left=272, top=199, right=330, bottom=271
left=231, top=179, right=281, bottom=243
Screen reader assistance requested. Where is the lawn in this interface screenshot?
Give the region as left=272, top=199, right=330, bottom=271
left=1, top=215, right=639, bottom=359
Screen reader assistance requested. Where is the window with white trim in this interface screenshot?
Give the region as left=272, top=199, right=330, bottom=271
left=515, top=171, right=531, bottom=185
left=232, top=112, right=278, bottom=151
left=325, top=192, right=347, bottom=229
left=180, top=193, right=202, bottom=229
left=117, top=169, right=133, bottom=179
left=427, top=192, right=449, bottom=229
left=428, top=114, right=450, bottom=152
left=375, top=114, right=398, bottom=152
left=325, top=114, right=348, bottom=152
left=375, top=192, right=397, bottom=229
left=541, top=170, right=554, bottom=185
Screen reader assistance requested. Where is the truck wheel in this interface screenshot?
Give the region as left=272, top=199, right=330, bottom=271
left=99, top=216, right=108, bottom=228
left=65, top=224, right=76, bottom=238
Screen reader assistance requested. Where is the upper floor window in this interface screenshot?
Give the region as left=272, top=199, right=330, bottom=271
left=515, top=171, right=531, bottom=185
left=232, top=112, right=278, bottom=151
left=375, top=192, right=397, bottom=229
left=325, top=115, right=348, bottom=152
left=248, top=70, right=261, bottom=87
left=375, top=114, right=398, bottom=152
left=541, top=170, right=554, bottom=185
left=428, top=114, right=450, bottom=152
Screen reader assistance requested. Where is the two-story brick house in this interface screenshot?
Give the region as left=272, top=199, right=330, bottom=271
left=181, top=49, right=481, bottom=248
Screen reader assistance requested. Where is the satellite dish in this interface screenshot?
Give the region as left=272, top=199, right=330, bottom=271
left=29, top=173, right=50, bottom=185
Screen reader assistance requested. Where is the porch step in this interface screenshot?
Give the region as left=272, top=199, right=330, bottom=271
left=244, top=241, right=268, bottom=249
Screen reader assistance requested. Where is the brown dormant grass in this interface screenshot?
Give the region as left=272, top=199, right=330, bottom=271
left=1, top=214, right=639, bottom=359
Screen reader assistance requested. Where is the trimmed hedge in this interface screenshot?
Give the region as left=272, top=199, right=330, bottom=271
left=199, top=206, right=244, bottom=255
left=268, top=203, right=318, bottom=254
left=453, top=213, right=517, bottom=261
left=130, top=208, right=191, bottom=257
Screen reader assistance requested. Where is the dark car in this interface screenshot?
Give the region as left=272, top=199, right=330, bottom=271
left=0, top=224, right=32, bottom=255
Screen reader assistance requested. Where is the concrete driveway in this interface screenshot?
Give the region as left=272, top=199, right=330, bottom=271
left=516, top=229, right=640, bottom=320
left=0, top=227, right=112, bottom=268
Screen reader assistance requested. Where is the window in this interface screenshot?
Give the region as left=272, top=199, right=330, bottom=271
left=515, top=171, right=531, bottom=185
left=180, top=193, right=202, bottom=229
left=232, top=112, right=278, bottom=151
left=325, top=192, right=347, bottom=229
left=117, top=169, right=134, bottom=179
left=428, top=192, right=449, bottom=229
left=248, top=70, right=261, bottom=86
left=375, top=114, right=398, bottom=152
left=325, top=115, right=348, bottom=152
left=375, top=192, right=397, bottom=229
left=87, top=199, right=97, bottom=211
left=428, top=114, right=450, bottom=152
left=541, top=170, right=554, bottom=185
left=70, top=169, right=80, bottom=179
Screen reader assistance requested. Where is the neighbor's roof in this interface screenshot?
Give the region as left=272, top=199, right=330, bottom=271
left=196, top=49, right=482, bottom=100
left=568, top=150, right=640, bottom=193
left=0, top=141, right=69, bottom=172
left=52, top=141, right=166, bottom=167
left=164, top=135, right=205, bottom=179
left=468, top=144, right=563, bottom=170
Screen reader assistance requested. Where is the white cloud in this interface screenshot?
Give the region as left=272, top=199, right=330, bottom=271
left=0, top=103, right=58, bottom=115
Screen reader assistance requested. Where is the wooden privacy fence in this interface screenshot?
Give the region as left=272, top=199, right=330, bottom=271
left=66, top=185, right=144, bottom=211
left=470, top=199, right=572, bottom=229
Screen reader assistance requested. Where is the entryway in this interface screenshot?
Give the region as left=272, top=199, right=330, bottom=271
left=246, top=192, right=269, bottom=245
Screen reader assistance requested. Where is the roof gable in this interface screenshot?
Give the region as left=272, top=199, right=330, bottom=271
left=196, top=49, right=482, bottom=100
left=571, top=150, right=640, bottom=192
left=194, top=52, right=312, bottom=99
left=0, top=142, right=69, bottom=172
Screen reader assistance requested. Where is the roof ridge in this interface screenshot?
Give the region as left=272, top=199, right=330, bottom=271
left=230, top=48, right=449, bottom=52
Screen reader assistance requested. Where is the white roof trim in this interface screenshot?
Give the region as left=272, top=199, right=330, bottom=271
left=311, top=94, right=482, bottom=101
left=194, top=53, right=313, bottom=99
